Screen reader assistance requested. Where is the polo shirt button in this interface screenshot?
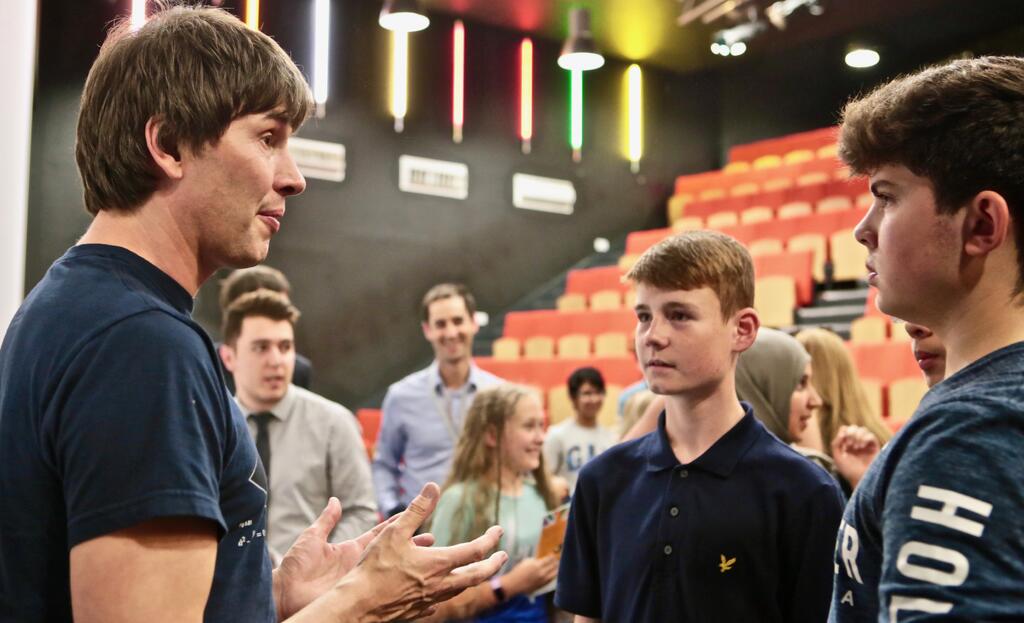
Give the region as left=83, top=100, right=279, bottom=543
left=669, top=506, right=679, bottom=517
left=679, top=469, right=689, bottom=478
left=663, top=545, right=673, bottom=555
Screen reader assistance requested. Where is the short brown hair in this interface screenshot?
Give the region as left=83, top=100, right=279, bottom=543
left=222, top=289, right=300, bottom=346
left=421, top=283, right=477, bottom=323
left=839, top=56, right=1024, bottom=288
left=625, top=230, right=754, bottom=318
left=76, top=4, right=313, bottom=215
left=219, top=265, right=292, bottom=310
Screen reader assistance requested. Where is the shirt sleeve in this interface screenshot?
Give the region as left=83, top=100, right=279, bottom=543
left=784, top=478, right=845, bottom=622
left=371, top=388, right=406, bottom=513
left=876, top=401, right=1024, bottom=621
left=554, top=464, right=603, bottom=618
left=327, top=406, right=379, bottom=542
left=47, top=311, right=231, bottom=547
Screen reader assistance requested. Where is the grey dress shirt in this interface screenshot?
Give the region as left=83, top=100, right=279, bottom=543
left=240, top=385, right=378, bottom=559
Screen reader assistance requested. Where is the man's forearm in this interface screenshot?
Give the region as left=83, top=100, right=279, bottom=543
left=280, top=572, right=375, bottom=623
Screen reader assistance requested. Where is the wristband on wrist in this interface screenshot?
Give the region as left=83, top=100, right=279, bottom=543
left=489, top=576, right=507, bottom=603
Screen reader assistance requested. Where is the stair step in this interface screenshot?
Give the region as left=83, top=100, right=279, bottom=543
left=816, top=288, right=869, bottom=307
left=795, top=304, right=865, bottom=324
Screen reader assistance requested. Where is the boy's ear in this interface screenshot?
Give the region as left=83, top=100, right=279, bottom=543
left=962, top=190, right=1012, bottom=259
left=732, top=307, right=760, bottom=354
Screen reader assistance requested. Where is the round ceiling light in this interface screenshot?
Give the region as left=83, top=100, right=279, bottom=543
left=379, top=0, right=429, bottom=32
left=845, top=47, right=880, bottom=69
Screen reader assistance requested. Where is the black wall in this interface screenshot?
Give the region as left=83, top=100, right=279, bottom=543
left=27, top=1, right=720, bottom=408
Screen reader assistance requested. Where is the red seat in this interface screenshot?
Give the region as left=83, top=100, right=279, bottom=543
left=625, top=227, right=673, bottom=255
left=754, top=250, right=814, bottom=306
left=565, top=266, right=629, bottom=296
left=475, top=356, right=643, bottom=390
left=827, top=177, right=868, bottom=200
left=727, top=127, right=838, bottom=165
left=356, top=408, right=382, bottom=457
left=502, top=309, right=636, bottom=341
left=848, top=342, right=921, bottom=385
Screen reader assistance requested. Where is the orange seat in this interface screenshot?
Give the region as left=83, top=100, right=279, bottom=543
left=475, top=356, right=644, bottom=390
left=754, top=249, right=814, bottom=306
left=555, top=293, right=586, bottom=312
left=740, top=206, right=774, bottom=225
left=707, top=211, right=739, bottom=229
left=503, top=309, right=637, bottom=341
left=778, top=201, right=813, bottom=220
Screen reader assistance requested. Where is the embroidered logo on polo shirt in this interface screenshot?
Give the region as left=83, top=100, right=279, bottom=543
left=719, top=554, right=736, bottom=573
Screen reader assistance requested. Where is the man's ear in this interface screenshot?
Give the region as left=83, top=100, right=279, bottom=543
left=962, top=190, right=1012, bottom=258
left=220, top=343, right=236, bottom=373
left=144, top=117, right=185, bottom=181
left=421, top=321, right=432, bottom=341
left=732, top=307, right=760, bottom=354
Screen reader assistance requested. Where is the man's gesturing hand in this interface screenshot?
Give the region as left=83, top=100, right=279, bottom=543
left=351, top=482, right=507, bottom=622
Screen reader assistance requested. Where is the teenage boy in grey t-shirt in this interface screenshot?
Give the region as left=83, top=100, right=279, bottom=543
left=543, top=367, right=618, bottom=494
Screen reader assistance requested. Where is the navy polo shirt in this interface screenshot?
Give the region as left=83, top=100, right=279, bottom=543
left=555, top=404, right=844, bottom=622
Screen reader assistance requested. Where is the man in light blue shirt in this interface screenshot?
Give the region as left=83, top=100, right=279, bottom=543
left=372, top=284, right=503, bottom=517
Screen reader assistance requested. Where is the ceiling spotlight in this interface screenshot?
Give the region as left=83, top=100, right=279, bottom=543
left=710, top=17, right=763, bottom=57
left=765, top=0, right=824, bottom=30
left=845, top=46, right=880, bottom=68
left=558, top=8, right=605, bottom=71
left=379, top=0, right=429, bottom=33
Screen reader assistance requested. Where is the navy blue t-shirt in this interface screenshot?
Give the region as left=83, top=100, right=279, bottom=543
left=0, top=245, right=273, bottom=622
left=555, top=404, right=845, bottom=622
left=830, top=342, right=1024, bottom=622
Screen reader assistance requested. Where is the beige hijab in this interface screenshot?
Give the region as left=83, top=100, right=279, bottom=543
left=735, top=328, right=810, bottom=443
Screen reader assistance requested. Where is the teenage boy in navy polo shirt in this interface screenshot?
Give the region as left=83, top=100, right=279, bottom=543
left=555, top=231, right=844, bottom=622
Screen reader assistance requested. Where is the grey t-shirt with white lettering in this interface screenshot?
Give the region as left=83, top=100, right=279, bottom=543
left=830, top=341, right=1024, bottom=622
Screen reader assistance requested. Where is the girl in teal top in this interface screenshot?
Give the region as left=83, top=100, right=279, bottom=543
left=426, top=385, right=560, bottom=622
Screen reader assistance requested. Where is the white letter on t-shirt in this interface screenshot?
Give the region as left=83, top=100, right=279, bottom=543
left=910, top=485, right=993, bottom=537
left=896, top=541, right=969, bottom=586
left=840, top=522, right=863, bottom=584
left=889, top=595, right=953, bottom=621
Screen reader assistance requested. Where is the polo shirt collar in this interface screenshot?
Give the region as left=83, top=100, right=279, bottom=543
left=238, top=384, right=296, bottom=422
left=644, top=402, right=760, bottom=478
left=430, top=360, right=480, bottom=395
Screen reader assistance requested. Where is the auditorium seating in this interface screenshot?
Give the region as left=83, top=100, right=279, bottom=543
left=478, top=127, right=926, bottom=435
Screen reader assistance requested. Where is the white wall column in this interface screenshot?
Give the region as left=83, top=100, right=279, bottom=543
left=0, top=1, right=38, bottom=339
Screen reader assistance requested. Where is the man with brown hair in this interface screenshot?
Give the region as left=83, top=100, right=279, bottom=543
left=830, top=56, right=1024, bottom=621
left=221, top=290, right=377, bottom=560
left=0, top=6, right=504, bottom=623
left=218, top=265, right=313, bottom=391
left=372, top=283, right=503, bottom=518
left=555, top=231, right=844, bottom=622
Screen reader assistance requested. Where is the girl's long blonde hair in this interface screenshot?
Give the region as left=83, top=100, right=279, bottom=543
left=796, top=328, right=892, bottom=453
left=440, top=384, right=559, bottom=545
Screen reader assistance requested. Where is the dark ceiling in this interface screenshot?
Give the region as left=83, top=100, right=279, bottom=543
left=421, top=0, right=1024, bottom=74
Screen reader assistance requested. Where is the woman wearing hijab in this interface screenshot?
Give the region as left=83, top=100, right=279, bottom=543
left=734, top=328, right=836, bottom=477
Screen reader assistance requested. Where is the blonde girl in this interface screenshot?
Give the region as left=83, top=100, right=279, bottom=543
left=425, top=384, right=560, bottom=622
